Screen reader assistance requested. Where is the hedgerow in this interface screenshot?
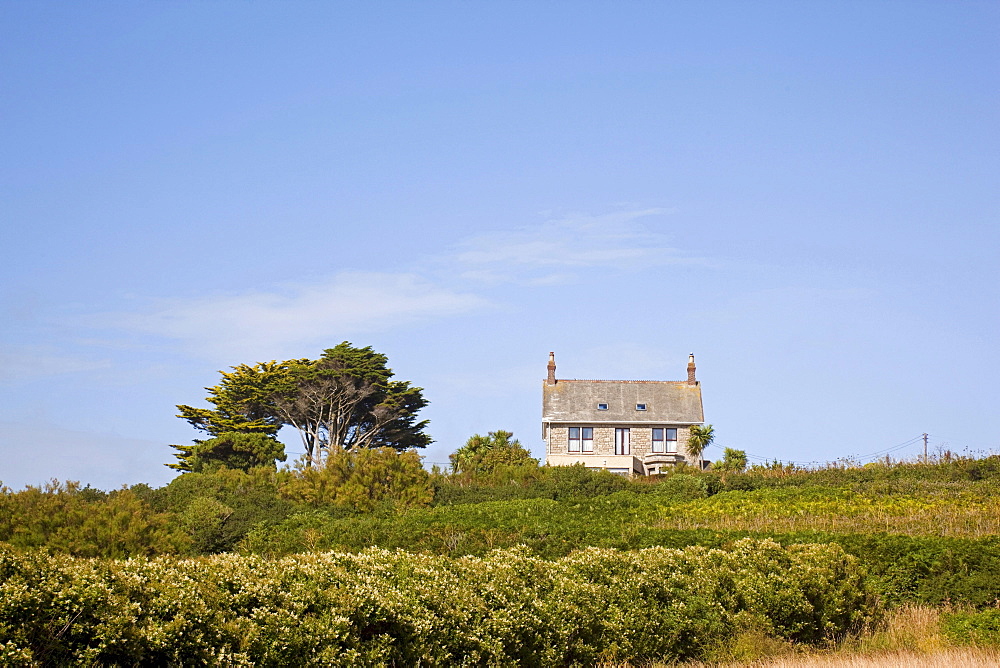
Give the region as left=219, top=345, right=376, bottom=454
left=0, top=539, right=876, bottom=666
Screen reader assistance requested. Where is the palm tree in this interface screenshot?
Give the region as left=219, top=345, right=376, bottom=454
left=686, top=424, right=715, bottom=468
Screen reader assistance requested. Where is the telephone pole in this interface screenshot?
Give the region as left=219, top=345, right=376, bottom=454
left=923, top=433, right=929, bottom=463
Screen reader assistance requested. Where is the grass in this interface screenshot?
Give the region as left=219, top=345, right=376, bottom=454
left=673, top=606, right=1000, bottom=668
left=724, top=647, right=1000, bottom=667
left=656, top=486, right=1000, bottom=538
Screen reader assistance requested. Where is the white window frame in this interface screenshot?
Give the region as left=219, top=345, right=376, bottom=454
left=568, top=427, right=594, bottom=453
left=636, top=403, right=647, bottom=411
left=614, top=427, right=631, bottom=455
left=651, top=427, right=678, bottom=454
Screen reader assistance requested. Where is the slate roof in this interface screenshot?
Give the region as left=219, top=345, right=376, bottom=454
left=542, top=379, right=704, bottom=424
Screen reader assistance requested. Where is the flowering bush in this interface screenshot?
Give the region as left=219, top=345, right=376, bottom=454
left=0, top=539, right=877, bottom=665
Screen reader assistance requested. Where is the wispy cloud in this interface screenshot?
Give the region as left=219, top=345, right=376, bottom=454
left=101, top=271, right=486, bottom=360
left=79, top=207, right=703, bottom=362
left=452, top=208, right=702, bottom=283
left=0, top=345, right=111, bottom=382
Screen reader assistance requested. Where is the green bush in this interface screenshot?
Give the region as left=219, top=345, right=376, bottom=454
left=942, top=609, right=1000, bottom=646
left=0, top=539, right=877, bottom=666
left=0, top=482, right=186, bottom=558
left=149, top=467, right=295, bottom=553
left=650, top=473, right=709, bottom=502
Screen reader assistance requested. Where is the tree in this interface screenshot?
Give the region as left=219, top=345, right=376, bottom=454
left=176, top=361, right=292, bottom=438
left=174, top=342, right=430, bottom=467
left=450, top=430, right=536, bottom=475
left=168, top=432, right=287, bottom=473
left=686, top=424, right=715, bottom=467
left=714, top=447, right=747, bottom=473
left=269, top=345, right=430, bottom=464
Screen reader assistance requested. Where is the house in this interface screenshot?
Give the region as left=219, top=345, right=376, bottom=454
left=542, top=352, right=705, bottom=476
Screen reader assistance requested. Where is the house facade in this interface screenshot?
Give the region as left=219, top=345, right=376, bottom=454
left=542, top=352, right=705, bottom=476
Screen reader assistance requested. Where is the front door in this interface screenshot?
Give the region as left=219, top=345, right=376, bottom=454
left=614, top=428, right=631, bottom=455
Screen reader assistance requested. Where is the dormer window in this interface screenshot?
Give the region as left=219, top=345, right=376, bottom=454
left=636, top=403, right=647, bottom=411
left=597, top=403, right=608, bottom=410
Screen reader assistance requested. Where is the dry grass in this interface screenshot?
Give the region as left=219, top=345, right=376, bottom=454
left=846, top=605, right=947, bottom=654
left=672, top=606, right=1000, bottom=668
left=726, top=647, right=1000, bottom=667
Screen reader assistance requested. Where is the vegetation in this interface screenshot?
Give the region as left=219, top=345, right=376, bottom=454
left=714, top=447, right=748, bottom=473
left=0, top=540, right=873, bottom=665
left=279, top=447, right=433, bottom=512
left=174, top=342, right=430, bottom=466
left=5, top=427, right=1000, bottom=664
left=0, top=482, right=186, bottom=558
left=168, top=431, right=288, bottom=472
left=696, top=605, right=1000, bottom=666
left=449, top=429, right=536, bottom=476
left=686, top=423, right=715, bottom=464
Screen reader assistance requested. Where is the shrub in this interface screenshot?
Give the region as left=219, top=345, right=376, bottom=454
left=942, top=609, right=1000, bottom=646
left=0, top=539, right=877, bottom=665
left=280, top=448, right=433, bottom=512
left=150, top=467, right=295, bottom=553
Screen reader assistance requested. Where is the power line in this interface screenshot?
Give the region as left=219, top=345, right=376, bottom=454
left=705, top=434, right=928, bottom=468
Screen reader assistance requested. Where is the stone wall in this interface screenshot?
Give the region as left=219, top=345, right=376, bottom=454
left=545, top=424, right=696, bottom=465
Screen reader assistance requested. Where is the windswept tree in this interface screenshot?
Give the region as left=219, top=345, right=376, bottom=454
left=176, top=361, right=292, bottom=438
left=174, top=342, right=430, bottom=468
left=269, top=345, right=430, bottom=465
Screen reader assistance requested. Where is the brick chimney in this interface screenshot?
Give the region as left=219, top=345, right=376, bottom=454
left=547, top=351, right=557, bottom=385
left=687, top=353, right=697, bottom=385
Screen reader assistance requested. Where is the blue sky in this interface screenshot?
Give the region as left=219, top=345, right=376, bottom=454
left=2, top=1, right=997, bottom=489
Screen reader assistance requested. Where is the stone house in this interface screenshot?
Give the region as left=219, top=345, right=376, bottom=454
left=542, top=352, right=705, bottom=476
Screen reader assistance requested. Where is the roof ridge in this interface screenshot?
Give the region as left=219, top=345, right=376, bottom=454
left=556, top=379, right=689, bottom=384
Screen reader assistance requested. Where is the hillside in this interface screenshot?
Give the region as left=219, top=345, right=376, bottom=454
left=3, top=457, right=1000, bottom=664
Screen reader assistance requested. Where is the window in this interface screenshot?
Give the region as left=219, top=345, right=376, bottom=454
left=652, top=428, right=678, bottom=453
left=568, top=427, right=594, bottom=453
left=597, top=403, right=609, bottom=410
left=636, top=403, right=647, bottom=411
left=614, top=428, right=630, bottom=455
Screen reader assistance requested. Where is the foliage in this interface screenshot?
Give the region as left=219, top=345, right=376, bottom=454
left=7, top=457, right=1000, bottom=613
left=279, top=447, right=433, bottom=512
left=150, top=467, right=296, bottom=554
left=168, top=431, right=287, bottom=472
left=179, top=496, right=234, bottom=554
left=655, top=481, right=1000, bottom=537
left=714, top=447, right=748, bottom=473
left=686, top=423, right=715, bottom=464
left=0, top=482, right=186, bottom=558
left=0, top=540, right=877, bottom=665
left=176, top=360, right=289, bottom=438
left=175, top=343, right=430, bottom=466
left=649, top=473, right=710, bottom=501
left=449, top=430, right=536, bottom=476
left=942, top=609, right=1000, bottom=646
left=431, top=462, right=626, bottom=506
